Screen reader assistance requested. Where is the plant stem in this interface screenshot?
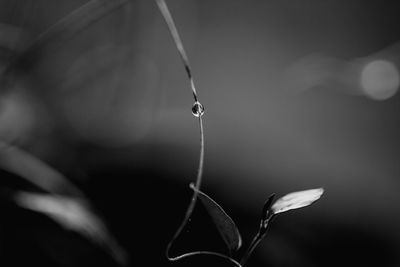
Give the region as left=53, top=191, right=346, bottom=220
left=156, top=0, right=208, bottom=261
left=240, top=232, right=261, bottom=266
left=165, top=116, right=205, bottom=260
left=166, top=250, right=242, bottom=267
left=240, top=221, right=270, bottom=266
left=155, top=1, right=241, bottom=266
left=155, top=0, right=199, bottom=101
left=5, top=0, right=130, bottom=74
left=195, top=116, right=205, bottom=189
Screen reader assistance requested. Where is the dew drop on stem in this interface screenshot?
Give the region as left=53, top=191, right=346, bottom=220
left=191, top=101, right=204, bottom=117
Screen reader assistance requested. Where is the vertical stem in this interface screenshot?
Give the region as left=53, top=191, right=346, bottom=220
left=240, top=220, right=270, bottom=267
left=240, top=232, right=262, bottom=266
left=155, top=0, right=199, bottom=101
left=155, top=0, right=208, bottom=261
left=165, top=116, right=205, bottom=260
left=5, top=0, right=130, bottom=74
left=195, top=116, right=204, bottom=189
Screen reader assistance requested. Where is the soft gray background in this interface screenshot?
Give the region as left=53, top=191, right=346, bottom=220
left=1, top=0, right=400, bottom=266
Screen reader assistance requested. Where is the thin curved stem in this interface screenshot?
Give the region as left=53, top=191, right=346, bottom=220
left=168, top=250, right=242, bottom=267
left=4, top=0, right=130, bottom=75
left=195, top=117, right=205, bottom=189
left=156, top=0, right=216, bottom=263
left=165, top=116, right=205, bottom=260
left=30, top=0, right=129, bottom=49
left=240, top=219, right=272, bottom=266
left=155, top=0, right=199, bottom=101
left=240, top=232, right=263, bottom=266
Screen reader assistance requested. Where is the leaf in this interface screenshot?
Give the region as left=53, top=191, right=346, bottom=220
left=13, top=192, right=128, bottom=266
left=261, top=194, right=275, bottom=222
left=271, top=188, right=324, bottom=215
left=0, top=142, right=128, bottom=265
left=190, top=183, right=242, bottom=252
left=0, top=141, right=83, bottom=195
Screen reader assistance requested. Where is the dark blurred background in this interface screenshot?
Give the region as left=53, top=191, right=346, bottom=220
left=1, top=0, right=400, bottom=266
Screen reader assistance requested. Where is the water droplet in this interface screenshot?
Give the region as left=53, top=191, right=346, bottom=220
left=191, top=101, right=204, bottom=117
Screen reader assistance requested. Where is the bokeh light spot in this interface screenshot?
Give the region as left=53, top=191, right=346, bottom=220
left=360, top=60, right=399, bottom=100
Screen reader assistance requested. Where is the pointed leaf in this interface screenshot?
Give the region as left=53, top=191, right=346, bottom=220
left=271, top=188, right=324, bottom=215
left=0, top=142, right=83, bottom=195
left=13, top=191, right=128, bottom=266
left=261, top=194, right=275, bottom=222
left=190, top=184, right=242, bottom=252
left=0, top=143, right=128, bottom=265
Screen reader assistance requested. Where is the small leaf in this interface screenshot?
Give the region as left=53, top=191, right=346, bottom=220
left=261, top=194, right=275, bottom=222
left=190, top=183, right=242, bottom=252
left=271, top=188, right=324, bottom=215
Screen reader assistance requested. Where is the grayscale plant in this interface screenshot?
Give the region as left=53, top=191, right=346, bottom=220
left=0, top=1, right=325, bottom=266
left=155, top=1, right=324, bottom=266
